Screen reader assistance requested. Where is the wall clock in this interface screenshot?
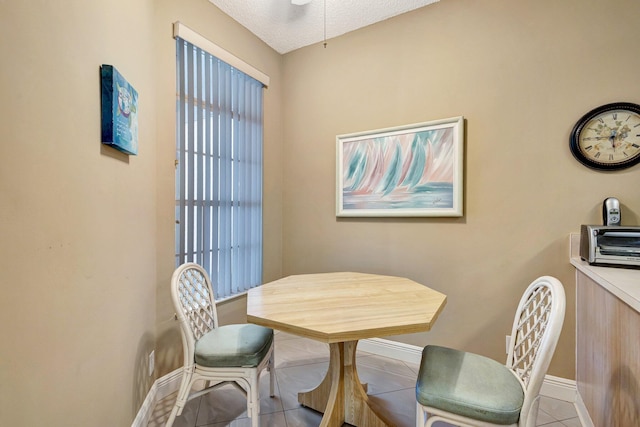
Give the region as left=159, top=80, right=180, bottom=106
left=569, top=102, right=640, bottom=171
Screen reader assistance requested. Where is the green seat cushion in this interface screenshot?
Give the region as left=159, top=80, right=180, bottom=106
left=195, top=324, right=274, bottom=368
left=416, top=345, right=524, bottom=425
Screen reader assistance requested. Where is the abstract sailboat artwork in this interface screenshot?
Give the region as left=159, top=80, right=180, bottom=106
left=336, top=117, right=464, bottom=217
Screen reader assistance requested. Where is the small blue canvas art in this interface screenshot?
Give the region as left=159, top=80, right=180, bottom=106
left=101, top=64, right=138, bottom=155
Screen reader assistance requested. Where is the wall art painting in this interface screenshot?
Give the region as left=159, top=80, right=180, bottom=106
left=337, top=117, right=464, bottom=217
left=100, top=64, right=138, bottom=155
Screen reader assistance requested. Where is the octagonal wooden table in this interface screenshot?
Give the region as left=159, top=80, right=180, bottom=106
left=246, top=272, right=447, bottom=427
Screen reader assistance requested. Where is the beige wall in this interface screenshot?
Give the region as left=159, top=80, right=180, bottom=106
left=0, top=0, right=283, bottom=425
left=281, top=0, right=640, bottom=380
left=0, top=0, right=157, bottom=425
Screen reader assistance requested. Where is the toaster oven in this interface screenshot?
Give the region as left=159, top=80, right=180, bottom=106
left=580, top=225, right=640, bottom=267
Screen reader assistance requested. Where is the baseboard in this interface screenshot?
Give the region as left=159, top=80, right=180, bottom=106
left=575, top=389, right=595, bottom=427
left=539, top=374, right=578, bottom=402
left=156, top=369, right=183, bottom=401
left=133, top=338, right=581, bottom=425
left=358, top=337, right=423, bottom=364
left=131, top=369, right=183, bottom=427
left=131, top=380, right=158, bottom=427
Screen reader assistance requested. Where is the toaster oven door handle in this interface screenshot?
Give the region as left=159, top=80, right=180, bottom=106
left=600, top=231, right=640, bottom=238
left=599, top=245, right=640, bottom=255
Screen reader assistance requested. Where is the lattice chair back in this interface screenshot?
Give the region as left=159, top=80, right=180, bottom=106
left=171, top=263, right=219, bottom=365
left=506, top=276, right=565, bottom=426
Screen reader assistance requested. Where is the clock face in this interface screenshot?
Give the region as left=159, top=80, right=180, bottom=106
left=570, top=102, right=640, bottom=171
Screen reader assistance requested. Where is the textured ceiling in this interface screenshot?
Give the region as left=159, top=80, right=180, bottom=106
left=208, top=0, right=441, bottom=54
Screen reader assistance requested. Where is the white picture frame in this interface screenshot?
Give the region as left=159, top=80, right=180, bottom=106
left=336, top=116, right=464, bottom=217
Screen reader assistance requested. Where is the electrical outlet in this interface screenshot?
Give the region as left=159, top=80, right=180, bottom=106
left=505, top=335, right=511, bottom=354
left=148, top=350, right=155, bottom=376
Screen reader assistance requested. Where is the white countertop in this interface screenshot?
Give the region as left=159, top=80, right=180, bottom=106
left=570, top=233, right=640, bottom=313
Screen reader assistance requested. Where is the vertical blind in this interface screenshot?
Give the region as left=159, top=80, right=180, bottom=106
left=175, top=37, right=264, bottom=300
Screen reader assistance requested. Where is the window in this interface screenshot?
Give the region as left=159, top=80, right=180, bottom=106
left=175, top=36, right=264, bottom=300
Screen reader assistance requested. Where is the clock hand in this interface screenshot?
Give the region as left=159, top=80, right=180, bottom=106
left=610, top=130, right=617, bottom=150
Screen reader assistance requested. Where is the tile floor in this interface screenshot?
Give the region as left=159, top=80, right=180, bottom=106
left=148, top=331, right=582, bottom=427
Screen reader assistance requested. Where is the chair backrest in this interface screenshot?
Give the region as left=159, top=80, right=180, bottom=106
left=171, top=263, right=219, bottom=364
left=506, top=276, right=566, bottom=426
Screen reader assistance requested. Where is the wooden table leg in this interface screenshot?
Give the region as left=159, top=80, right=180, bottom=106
left=298, top=341, right=393, bottom=427
left=298, top=342, right=344, bottom=426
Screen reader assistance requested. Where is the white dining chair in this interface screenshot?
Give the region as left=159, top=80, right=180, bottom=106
left=166, top=262, right=275, bottom=427
left=415, top=276, right=566, bottom=427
